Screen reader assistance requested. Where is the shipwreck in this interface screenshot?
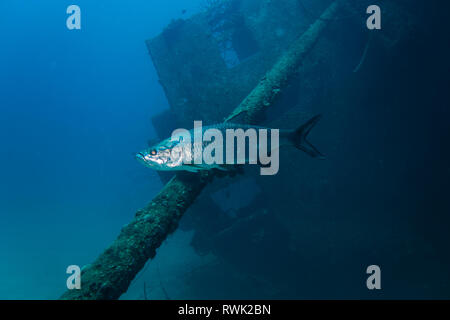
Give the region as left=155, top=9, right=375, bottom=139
left=60, top=0, right=418, bottom=299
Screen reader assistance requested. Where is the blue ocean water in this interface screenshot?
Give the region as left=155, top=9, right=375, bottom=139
left=0, top=0, right=449, bottom=300
left=0, top=0, right=204, bottom=299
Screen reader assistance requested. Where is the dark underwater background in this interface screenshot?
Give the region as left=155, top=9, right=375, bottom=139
left=0, top=0, right=449, bottom=299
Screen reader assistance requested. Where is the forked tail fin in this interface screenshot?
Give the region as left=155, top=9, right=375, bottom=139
left=289, top=115, right=325, bottom=159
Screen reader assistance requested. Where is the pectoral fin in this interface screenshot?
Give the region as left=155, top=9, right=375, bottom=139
left=182, top=164, right=204, bottom=172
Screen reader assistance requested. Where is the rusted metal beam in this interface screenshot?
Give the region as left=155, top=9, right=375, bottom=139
left=60, top=0, right=341, bottom=300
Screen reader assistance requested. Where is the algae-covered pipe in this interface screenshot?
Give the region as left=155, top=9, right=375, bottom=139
left=225, top=0, right=342, bottom=123
left=61, top=172, right=210, bottom=300
left=60, top=0, right=341, bottom=300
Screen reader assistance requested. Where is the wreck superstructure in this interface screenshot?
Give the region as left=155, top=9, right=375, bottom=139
left=60, top=0, right=424, bottom=299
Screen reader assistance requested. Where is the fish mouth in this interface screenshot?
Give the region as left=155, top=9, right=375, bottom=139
left=136, top=152, right=156, bottom=168
left=136, top=152, right=146, bottom=163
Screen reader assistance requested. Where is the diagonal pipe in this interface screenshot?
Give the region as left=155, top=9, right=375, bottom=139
left=60, top=0, right=342, bottom=300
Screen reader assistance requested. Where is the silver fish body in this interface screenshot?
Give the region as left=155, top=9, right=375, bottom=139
left=136, top=116, right=323, bottom=173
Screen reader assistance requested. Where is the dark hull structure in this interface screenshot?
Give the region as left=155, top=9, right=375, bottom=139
left=61, top=0, right=442, bottom=299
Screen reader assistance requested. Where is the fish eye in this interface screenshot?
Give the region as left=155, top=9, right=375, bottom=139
left=150, top=149, right=157, bottom=156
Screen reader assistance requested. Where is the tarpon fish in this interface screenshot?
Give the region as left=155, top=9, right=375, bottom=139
left=136, top=115, right=324, bottom=173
